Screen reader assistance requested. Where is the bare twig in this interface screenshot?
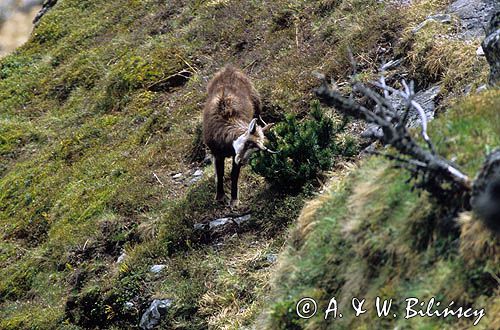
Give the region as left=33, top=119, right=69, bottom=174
left=153, top=172, right=164, bottom=187
left=314, top=71, right=472, bottom=202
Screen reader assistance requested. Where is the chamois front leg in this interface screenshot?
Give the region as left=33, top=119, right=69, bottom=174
left=230, top=157, right=241, bottom=208
left=214, top=156, right=227, bottom=203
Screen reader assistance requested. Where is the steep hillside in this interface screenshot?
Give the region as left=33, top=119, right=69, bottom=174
left=0, top=0, right=497, bottom=329
left=262, top=90, right=500, bottom=329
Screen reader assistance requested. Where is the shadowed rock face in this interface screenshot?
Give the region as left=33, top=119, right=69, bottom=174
left=482, top=10, right=500, bottom=85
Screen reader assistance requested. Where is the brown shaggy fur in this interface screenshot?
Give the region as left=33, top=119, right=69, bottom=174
left=202, top=65, right=264, bottom=207
left=203, top=65, right=261, bottom=157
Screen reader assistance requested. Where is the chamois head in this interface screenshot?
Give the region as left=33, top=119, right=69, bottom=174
left=233, top=118, right=275, bottom=165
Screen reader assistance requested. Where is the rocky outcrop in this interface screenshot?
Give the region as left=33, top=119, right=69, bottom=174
left=482, top=10, right=500, bottom=85
left=363, top=85, right=440, bottom=139
left=447, top=0, right=498, bottom=39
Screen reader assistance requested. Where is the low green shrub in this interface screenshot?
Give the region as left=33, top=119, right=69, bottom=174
left=250, top=101, right=358, bottom=189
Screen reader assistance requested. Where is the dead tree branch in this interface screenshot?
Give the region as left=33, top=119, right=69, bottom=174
left=314, top=71, right=472, bottom=204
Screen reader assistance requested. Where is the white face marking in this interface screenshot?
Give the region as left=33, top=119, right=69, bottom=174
left=233, top=122, right=267, bottom=165
left=233, top=133, right=247, bottom=158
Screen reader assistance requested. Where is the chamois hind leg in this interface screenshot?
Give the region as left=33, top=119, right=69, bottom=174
left=214, top=156, right=227, bottom=203
left=230, top=157, right=241, bottom=208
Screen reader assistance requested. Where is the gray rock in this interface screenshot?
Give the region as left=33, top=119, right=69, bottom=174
left=363, top=85, right=441, bottom=139
left=202, top=154, right=213, bottom=165
left=476, top=84, right=488, bottom=93
left=194, top=214, right=252, bottom=231
left=266, top=254, right=278, bottom=263
left=482, top=10, right=500, bottom=85
left=150, top=265, right=167, bottom=274
left=139, top=299, right=173, bottom=330
left=446, top=0, right=498, bottom=39
left=124, top=301, right=135, bottom=310
left=392, top=85, right=440, bottom=127
left=188, top=176, right=202, bottom=185
left=117, top=252, right=127, bottom=263
left=192, top=169, right=203, bottom=177
left=172, top=173, right=182, bottom=179
left=412, top=14, right=452, bottom=33
left=477, top=45, right=485, bottom=56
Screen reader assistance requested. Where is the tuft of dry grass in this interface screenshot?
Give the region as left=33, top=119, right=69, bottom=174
left=458, top=212, right=499, bottom=265
left=343, top=163, right=388, bottom=236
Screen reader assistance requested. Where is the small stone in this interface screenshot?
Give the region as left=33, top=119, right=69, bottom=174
left=463, top=84, right=473, bottom=95
left=412, top=13, right=452, bottom=33
left=124, top=301, right=135, bottom=310
left=188, top=176, right=202, bottom=185
left=203, top=154, right=212, bottom=165
left=172, top=173, right=182, bottom=179
left=193, top=169, right=203, bottom=177
left=209, top=217, right=232, bottom=229
left=266, top=254, right=278, bottom=263
left=139, top=299, right=174, bottom=330
left=233, top=214, right=251, bottom=225
left=476, top=84, right=488, bottom=93
left=150, top=265, right=167, bottom=274
left=428, top=13, right=452, bottom=24
left=476, top=45, right=485, bottom=56
left=194, top=223, right=207, bottom=230
left=117, top=252, right=127, bottom=263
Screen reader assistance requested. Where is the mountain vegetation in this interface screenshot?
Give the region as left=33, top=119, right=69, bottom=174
left=0, top=0, right=497, bottom=329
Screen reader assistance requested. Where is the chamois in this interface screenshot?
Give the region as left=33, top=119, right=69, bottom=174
left=203, top=65, right=274, bottom=207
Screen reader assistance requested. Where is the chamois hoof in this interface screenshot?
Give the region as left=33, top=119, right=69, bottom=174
left=230, top=199, right=240, bottom=209
left=216, top=194, right=229, bottom=205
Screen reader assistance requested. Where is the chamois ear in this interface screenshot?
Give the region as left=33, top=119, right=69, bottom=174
left=248, top=118, right=257, bottom=134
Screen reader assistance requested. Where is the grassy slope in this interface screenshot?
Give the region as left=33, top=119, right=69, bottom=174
left=0, top=0, right=495, bottom=329
left=262, top=90, right=500, bottom=329
left=261, top=2, right=500, bottom=329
